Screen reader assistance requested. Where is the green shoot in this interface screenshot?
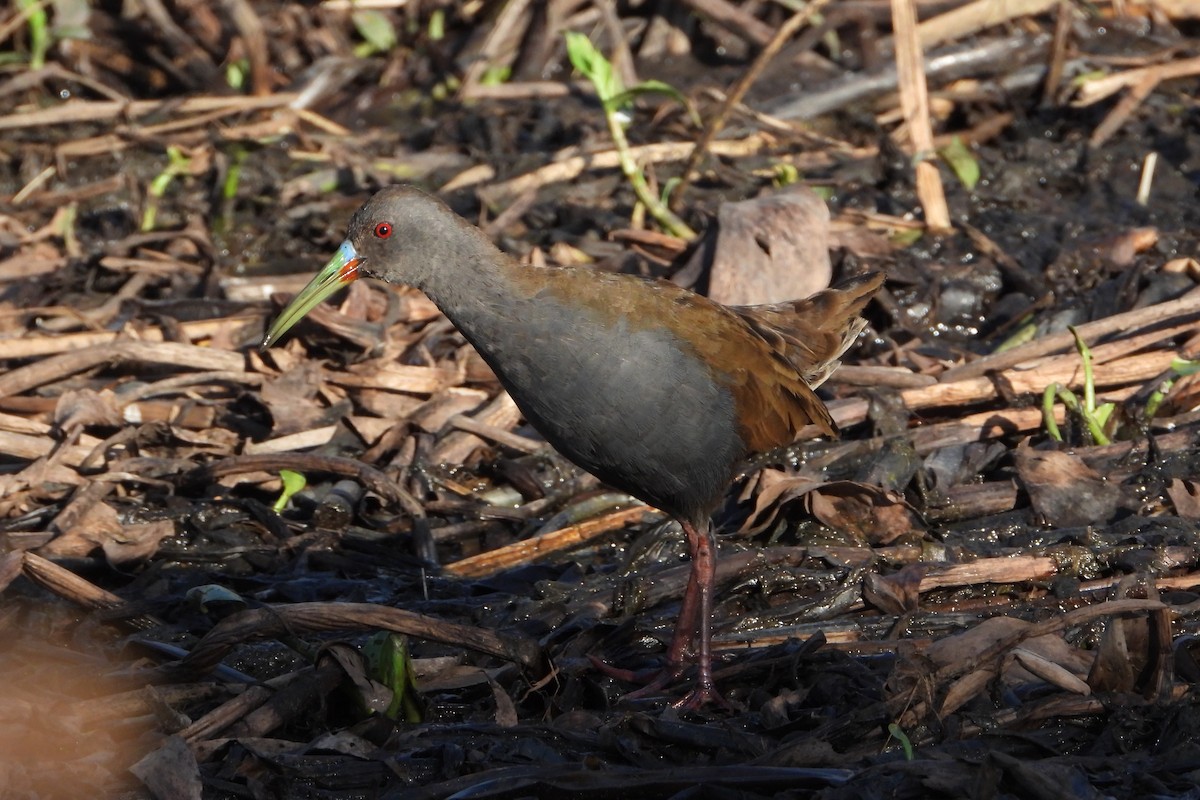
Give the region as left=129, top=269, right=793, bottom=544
left=887, top=723, right=915, bottom=760
left=1041, top=327, right=1114, bottom=445
left=428, top=8, right=445, bottom=41
left=273, top=469, right=307, bottom=513
left=141, top=146, right=194, bottom=231
left=938, top=136, right=980, bottom=190
left=18, top=0, right=48, bottom=69
left=226, top=59, right=248, bottom=91
left=564, top=31, right=698, bottom=240
left=479, top=65, right=511, bottom=86
left=890, top=227, right=924, bottom=247
left=773, top=162, right=800, bottom=188
left=353, top=9, right=397, bottom=57
left=363, top=632, right=423, bottom=722
left=1144, top=358, right=1200, bottom=421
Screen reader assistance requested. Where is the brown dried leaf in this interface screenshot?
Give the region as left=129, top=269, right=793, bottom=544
left=130, top=735, right=202, bottom=800
left=806, top=481, right=922, bottom=544
left=53, top=389, right=124, bottom=431
left=740, top=470, right=824, bottom=533
left=102, top=519, right=175, bottom=565
left=261, top=360, right=329, bottom=436
left=1167, top=478, right=1200, bottom=519
left=1011, top=647, right=1091, bottom=695
left=39, top=501, right=123, bottom=557
left=862, top=563, right=928, bottom=614
left=940, top=665, right=996, bottom=717
left=706, top=188, right=833, bottom=306
left=1015, top=448, right=1120, bottom=528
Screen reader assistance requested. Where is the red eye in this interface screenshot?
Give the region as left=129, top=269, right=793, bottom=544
left=374, top=222, right=393, bottom=238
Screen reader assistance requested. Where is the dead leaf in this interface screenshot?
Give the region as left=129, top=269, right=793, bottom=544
left=1167, top=478, right=1200, bottom=519
left=706, top=188, right=833, bottom=306
left=130, top=735, right=202, bottom=800
left=102, top=519, right=176, bottom=565
left=1014, top=448, right=1120, bottom=527
left=261, top=360, right=332, bottom=436
left=806, top=481, right=923, bottom=544
left=54, top=389, right=124, bottom=431
left=862, top=564, right=928, bottom=614
left=39, top=501, right=122, bottom=558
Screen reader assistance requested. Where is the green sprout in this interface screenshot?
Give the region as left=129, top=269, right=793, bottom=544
left=1042, top=327, right=1115, bottom=445
left=1144, top=358, right=1200, bottom=421
left=479, top=65, right=511, bottom=87
left=353, top=9, right=397, bottom=57
left=773, top=161, right=800, bottom=188
left=226, top=59, right=249, bottom=91
left=141, top=146, right=194, bottom=231
left=272, top=469, right=307, bottom=513
left=428, top=8, right=445, bottom=41
left=887, top=723, right=915, bottom=760
left=17, top=0, right=49, bottom=69
left=937, top=136, right=980, bottom=191
left=564, top=31, right=698, bottom=240
left=363, top=632, right=423, bottom=722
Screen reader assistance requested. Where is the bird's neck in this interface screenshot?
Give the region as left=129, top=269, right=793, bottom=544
left=416, top=239, right=548, bottom=346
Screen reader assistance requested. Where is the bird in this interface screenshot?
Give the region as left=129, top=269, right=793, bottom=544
left=262, top=185, right=883, bottom=708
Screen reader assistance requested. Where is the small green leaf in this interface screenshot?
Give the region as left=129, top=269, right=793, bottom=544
left=1043, top=384, right=1063, bottom=442
left=773, top=162, right=800, bottom=188
left=428, top=8, right=444, bottom=41
left=565, top=31, right=621, bottom=104
left=364, top=632, right=423, bottom=722
left=1171, top=358, right=1200, bottom=376
left=353, top=9, right=397, bottom=55
left=887, top=723, right=914, bottom=760
left=479, top=65, right=511, bottom=86
left=890, top=227, right=924, bottom=247
left=18, top=0, right=49, bottom=69
left=273, top=469, right=307, bottom=512
left=611, top=79, right=699, bottom=126
left=938, top=136, right=979, bottom=190
left=1071, top=69, right=1109, bottom=87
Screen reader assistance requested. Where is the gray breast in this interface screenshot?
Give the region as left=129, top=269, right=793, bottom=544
left=459, top=297, right=743, bottom=522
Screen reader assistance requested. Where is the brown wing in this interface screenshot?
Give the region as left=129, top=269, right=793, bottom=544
left=527, top=267, right=882, bottom=457
left=732, top=271, right=885, bottom=389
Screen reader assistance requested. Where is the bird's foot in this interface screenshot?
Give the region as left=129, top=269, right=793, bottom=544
left=587, top=654, right=735, bottom=709
left=672, top=684, right=735, bottom=712
left=587, top=654, right=687, bottom=700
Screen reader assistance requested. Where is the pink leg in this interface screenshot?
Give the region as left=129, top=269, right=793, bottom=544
left=673, top=520, right=728, bottom=709
left=590, top=519, right=731, bottom=708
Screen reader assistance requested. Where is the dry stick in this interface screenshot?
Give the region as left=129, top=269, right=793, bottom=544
left=475, top=135, right=772, bottom=203
left=940, top=288, right=1200, bottom=382
left=1089, top=72, right=1160, bottom=149
left=1041, top=0, right=1075, bottom=106
left=0, top=340, right=245, bottom=399
left=679, top=0, right=775, bottom=47
left=0, top=430, right=94, bottom=466
left=675, top=0, right=830, bottom=200
left=891, top=0, right=951, bottom=232
left=1073, top=54, right=1200, bottom=107
left=0, top=317, right=258, bottom=360
left=444, top=506, right=658, bottom=578
left=168, top=603, right=544, bottom=676
left=457, top=0, right=533, bottom=100
left=915, top=0, right=1059, bottom=49
left=0, top=93, right=297, bottom=131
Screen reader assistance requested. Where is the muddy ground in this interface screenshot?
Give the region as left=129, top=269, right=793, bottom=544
left=2, top=2, right=1200, bottom=798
